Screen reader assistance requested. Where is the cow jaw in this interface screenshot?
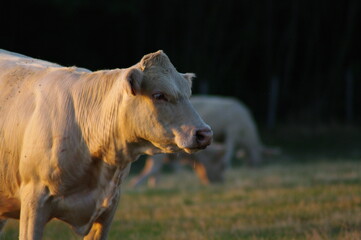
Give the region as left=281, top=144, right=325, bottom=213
left=143, top=144, right=179, bottom=155
left=139, top=136, right=200, bottom=156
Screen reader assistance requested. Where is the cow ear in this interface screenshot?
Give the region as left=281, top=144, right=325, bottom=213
left=140, top=50, right=165, bottom=70
left=124, top=68, right=143, bottom=96
left=182, top=73, right=196, bottom=86
left=183, top=73, right=196, bottom=81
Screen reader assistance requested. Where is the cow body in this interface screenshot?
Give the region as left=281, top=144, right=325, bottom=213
left=0, top=49, right=212, bottom=239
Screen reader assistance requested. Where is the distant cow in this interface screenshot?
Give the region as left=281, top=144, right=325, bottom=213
left=130, top=143, right=226, bottom=187
left=0, top=49, right=212, bottom=240
left=191, top=95, right=277, bottom=166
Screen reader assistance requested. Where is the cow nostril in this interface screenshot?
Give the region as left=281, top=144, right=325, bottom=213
left=196, top=132, right=205, bottom=141
left=195, top=128, right=213, bottom=147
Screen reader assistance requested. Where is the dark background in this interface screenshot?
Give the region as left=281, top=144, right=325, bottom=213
left=1, top=0, right=360, bottom=127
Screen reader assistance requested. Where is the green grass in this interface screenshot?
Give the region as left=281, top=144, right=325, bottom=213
left=1, top=126, right=361, bottom=239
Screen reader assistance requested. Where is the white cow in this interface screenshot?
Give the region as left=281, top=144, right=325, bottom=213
left=0, top=49, right=212, bottom=239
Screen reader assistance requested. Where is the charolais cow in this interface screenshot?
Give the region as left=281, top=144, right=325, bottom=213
left=130, top=143, right=225, bottom=187
left=0, top=49, right=212, bottom=240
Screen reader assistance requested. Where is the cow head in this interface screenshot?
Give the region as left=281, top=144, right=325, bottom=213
left=120, top=50, right=212, bottom=156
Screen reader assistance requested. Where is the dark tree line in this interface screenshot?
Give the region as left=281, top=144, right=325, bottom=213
left=1, top=0, right=360, bottom=126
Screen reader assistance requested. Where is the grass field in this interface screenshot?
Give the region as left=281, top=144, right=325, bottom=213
left=1, top=126, right=361, bottom=239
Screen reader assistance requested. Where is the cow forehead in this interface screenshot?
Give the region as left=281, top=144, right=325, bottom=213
left=142, top=66, right=191, bottom=99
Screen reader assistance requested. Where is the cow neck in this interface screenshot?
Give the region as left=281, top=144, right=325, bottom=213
left=113, top=121, right=143, bottom=164
left=72, top=69, right=123, bottom=166
left=115, top=98, right=162, bottom=163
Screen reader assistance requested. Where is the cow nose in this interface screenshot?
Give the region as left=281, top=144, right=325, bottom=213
left=195, top=128, right=213, bottom=148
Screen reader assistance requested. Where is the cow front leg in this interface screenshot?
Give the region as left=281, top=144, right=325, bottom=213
left=0, top=220, right=7, bottom=234
left=84, top=164, right=130, bottom=240
left=223, top=135, right=236, bottom=169
left=130, top=154, right=164, bottom=188
left=19, top=184, right=52, bottom=240
left=193, top=162, right=209, bottom=185
left=83, top=195, right=121, bottom=240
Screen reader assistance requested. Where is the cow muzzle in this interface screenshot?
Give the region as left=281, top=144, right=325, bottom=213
left=177, top=127, right=213, bottom=154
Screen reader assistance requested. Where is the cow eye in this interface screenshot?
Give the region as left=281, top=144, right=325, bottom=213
left=152, top=92, right=167, bottom=101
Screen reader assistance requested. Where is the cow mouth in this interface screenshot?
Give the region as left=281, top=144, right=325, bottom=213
left=183, top=146, right=207, bottom=154
left=161, top=145, right=202, bottom=154
left=165, top=146, right=200, bottom=154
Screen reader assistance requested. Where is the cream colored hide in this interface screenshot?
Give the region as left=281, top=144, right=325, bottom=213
left=0, top=49, right=212, bottom=240
left=130, top=143, right=226, bottom=187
